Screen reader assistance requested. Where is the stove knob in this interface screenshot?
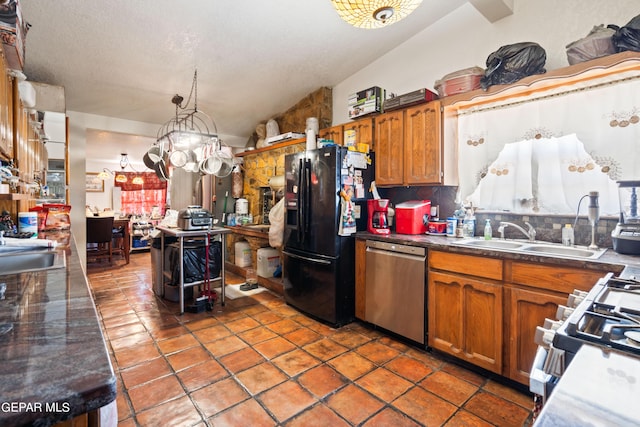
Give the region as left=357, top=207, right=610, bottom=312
left=543, top=318, right=563, bottom=331
left=534, top=326, right=556, bottom=347
left=556, top=305, right=574, bottom=321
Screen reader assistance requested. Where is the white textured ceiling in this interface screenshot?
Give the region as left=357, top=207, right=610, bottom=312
left=19, top=0, right=467, bottom=148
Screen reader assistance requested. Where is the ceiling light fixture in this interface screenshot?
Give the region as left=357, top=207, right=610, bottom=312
left=99, top=153, right=145, bottom=185
left=330, top=0, right=423, bottom=29
left=155, top=70, right=233, bottom=177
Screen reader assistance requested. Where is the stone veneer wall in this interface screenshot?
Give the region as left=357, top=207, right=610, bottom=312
left=240, top=143, right=305, bottom=223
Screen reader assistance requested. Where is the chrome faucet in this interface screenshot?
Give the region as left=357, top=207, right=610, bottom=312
left=498, top=221, right=536, bottom=241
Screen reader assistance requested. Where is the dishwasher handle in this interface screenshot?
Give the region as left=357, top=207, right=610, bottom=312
left=365, top=239, right=426, bottom=257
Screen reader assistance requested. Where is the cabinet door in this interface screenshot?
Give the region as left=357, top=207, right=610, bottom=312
left=374, top=111, right=404, bottom=186
left=505, top=286, right=567, bottom=385
left=344, top=117, right=373, bottom=150
left=429, top=270, right=503, bottom=374
left=318, top=125, right=343, bottom=145
left=404, top=101, right=442, bottom=185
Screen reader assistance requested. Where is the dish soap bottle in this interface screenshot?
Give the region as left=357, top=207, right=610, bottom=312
left=484, top=219, right=492, bottom=240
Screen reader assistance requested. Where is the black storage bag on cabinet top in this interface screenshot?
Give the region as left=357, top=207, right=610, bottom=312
left=480, top=42, right=547, bottom=90
left=611, top=14, right=640, bottom=52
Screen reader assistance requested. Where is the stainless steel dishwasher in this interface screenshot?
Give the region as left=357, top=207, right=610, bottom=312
left=364, top=240, right=426, bottom=344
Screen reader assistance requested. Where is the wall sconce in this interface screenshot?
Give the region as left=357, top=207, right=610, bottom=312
left=98, top=153, right=145, bottom=185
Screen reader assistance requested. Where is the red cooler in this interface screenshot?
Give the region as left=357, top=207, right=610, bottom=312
left=395, top=200, right=431, bottom=234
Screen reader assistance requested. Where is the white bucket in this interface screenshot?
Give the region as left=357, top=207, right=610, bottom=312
left=234, top=241, right=252, bottom=267
left=235, top=198, right=249, bottom=215
left=18, top=212, right=38, bottom=238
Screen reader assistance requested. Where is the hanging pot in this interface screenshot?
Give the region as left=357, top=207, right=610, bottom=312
left=154, top=159, right=169, bottom=181
left=144, top=145, right=169, bottom=169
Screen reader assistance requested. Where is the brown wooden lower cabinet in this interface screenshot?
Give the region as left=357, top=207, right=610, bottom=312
left=428, top=249, right=611, bottom=385
left=428, top=269, right=503, bottom=374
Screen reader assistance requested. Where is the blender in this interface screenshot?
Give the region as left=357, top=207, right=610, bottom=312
left=611, top=180, right=640, bottom=254
left=367, top=199, right=390, bottom=235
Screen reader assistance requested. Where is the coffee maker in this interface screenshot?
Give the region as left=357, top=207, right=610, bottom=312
left=367, top=199, right=390, bottom=235
left=611, top=180, right=640, bottom=254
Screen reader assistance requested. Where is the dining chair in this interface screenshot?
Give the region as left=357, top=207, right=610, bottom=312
left=86, top=216, right=114, bottom=264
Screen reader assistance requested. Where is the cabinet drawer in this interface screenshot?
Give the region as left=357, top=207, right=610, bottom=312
left=507, top=261, right=606, bottom=294
left=429, top=251, right=503, bottom=281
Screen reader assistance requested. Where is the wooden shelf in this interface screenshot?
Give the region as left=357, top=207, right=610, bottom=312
left=235, top=138, right=304, bottom=157
left=0, top=193, right=28, bottom=200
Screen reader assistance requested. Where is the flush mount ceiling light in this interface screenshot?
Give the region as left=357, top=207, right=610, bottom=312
left=331, top=0, right=423, bottom=29
left=154, top=70, right=233, bottom=177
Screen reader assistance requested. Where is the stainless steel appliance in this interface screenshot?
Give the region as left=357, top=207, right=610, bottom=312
left=282, top=146, right=374, bottom=327
left=177, top=206, right=213, bottom=230
left=530, top=272, right=640, bottom=414
left=612, top=180, right=640, bottom=254
left=364, top=240, right=426, bottom=344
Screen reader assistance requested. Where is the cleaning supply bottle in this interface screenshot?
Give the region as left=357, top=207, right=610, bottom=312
left=562, top=224, right=574, bottom=246
left=484, top=219, right=492, bottom=240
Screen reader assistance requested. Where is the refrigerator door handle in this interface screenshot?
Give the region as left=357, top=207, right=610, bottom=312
left=297, top=158, right=304, bottom=243
left=282, top=250, right=332, bottom=265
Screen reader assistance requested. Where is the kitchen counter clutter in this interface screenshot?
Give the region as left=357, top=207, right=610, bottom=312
left=0, top=232, right=117, bottom=426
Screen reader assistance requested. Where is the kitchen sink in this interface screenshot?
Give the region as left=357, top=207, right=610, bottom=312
left=453, top=239, right=526, bottom=250
left=452, top=238, right=606, bottom=260
left=0, top=249, right=66, bottom=275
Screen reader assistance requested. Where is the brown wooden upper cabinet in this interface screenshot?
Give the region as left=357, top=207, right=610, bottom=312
left=374, top=100, right=442, bottom=186
left=318, top=117, right=373, bottom=149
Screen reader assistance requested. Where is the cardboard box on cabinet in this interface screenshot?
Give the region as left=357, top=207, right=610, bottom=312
left=348, top=86, right=384, bottom=119
left=0, top=0, right=28, bottom=70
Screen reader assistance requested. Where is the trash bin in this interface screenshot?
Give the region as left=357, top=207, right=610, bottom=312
left=150, top=233, right=177, bottom=296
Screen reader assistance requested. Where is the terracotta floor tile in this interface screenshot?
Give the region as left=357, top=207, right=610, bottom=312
left=356, top=367, right=413, bottom=402
left=203, top=335, right=248, bottom=357
left=177, top=359, right=229, bottom=392
left=442, top=362, right=488, bottom=387
left=183, top=316, right=220, bottom=331
left=326, top=384, right=385, bottom=425
left=167, top=345, right=212, bottom=371
left=328, top=351, right=376, bottom=381
left=226, top=316, right=261, bottom=333
left=483, top=380, right=533, bottom=409
left=405, top=347, right=447, bottom=370
left=286, top=403, right=351, bottom=427
left=361, top=407, right=422, bottom=427
left=385, top=354, right=434, bottom=383
left=420, top=370, right=480, bottom=406
left=266, top=318, right=302, bottom=335
left=238, top=325, right=278, bottom=345
left=127, top=375, right=185, bottom=413
left=120, top=357, right=172, bottom=389
left=105, top=322, right=147, bottom=341
left=235, top=362, right=288, bottom=395
left=102, top=313, right=140, bottom=330
left=191, top=377, right=250, bottom=418
left=116, top=418, right=136, bottom=427
left=329, top=329, right=372, bottom=349
left=445, top=409, right=496, bottom=427
left=148, top=324, right=189, bottom=340
left=298, top=365, right=348, bottom=398
left=157, top=333, right=199, bottom=354
left=283, top=327, right=322, bottom=347
left=392, top=386, right=458, bottom=426
left=258, top=380, right=316, bottom=423
left=219, top=347, right=266, bottom=373
left=252, top=310, right=285, bottom=325
left=253, top=336, right=297, bottom=359
left=208, top=398, right=277, bottom=427
left=464, top=391, right=532, bottom=427
left=135, top=395, right=202, bottom=426
left=115, top=387, right=132, bottom=421
left=356, top=341, right=401, bottom=365
left=110, top=331, right=153, bottom=351
left=302, top=338, right=348, bottom=361
left=192, top=324, right=233, bottom=343
left=114, top=343, right=161, bottom=369
left=272, top=348, right=321, bottom=377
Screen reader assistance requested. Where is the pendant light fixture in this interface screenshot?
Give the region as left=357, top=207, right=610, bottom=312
left=154, top=70, right=234, bottom=178
left=330, top=0, right=423, bottom=29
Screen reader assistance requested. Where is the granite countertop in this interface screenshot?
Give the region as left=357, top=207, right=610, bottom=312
left=356, top=231, right=640, bottom=273
left=0, top=232, right=116, bottom=427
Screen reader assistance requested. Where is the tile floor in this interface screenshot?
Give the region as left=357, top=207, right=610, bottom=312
left=87, top=252, right=534, bottom=426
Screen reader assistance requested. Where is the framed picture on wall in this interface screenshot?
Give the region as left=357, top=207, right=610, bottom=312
left=86, top=172, right=104, bottom=192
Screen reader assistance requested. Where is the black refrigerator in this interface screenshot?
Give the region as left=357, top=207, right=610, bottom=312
left=282, top=145, right=374, bottom=327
